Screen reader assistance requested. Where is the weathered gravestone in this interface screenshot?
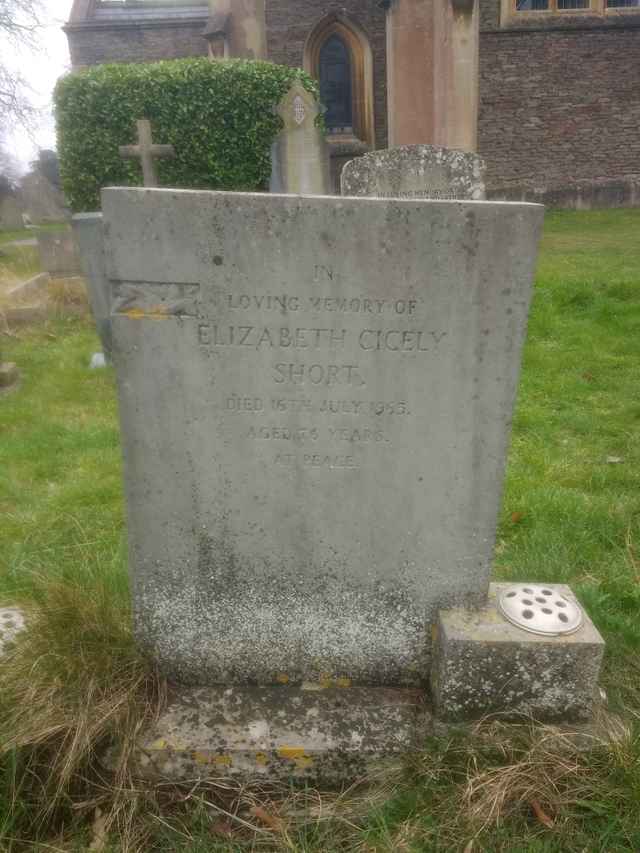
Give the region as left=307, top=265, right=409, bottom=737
left=95, top=187, right=604, bottom=778
left=37, top=229, right=83, bottom=278
left=119, top=119, right=175, bottom=189
left=341, top=144, right=486, bottom=200
left=72, top=213, right=112, bottom=363
left=270, top=82, right=331, bottom=195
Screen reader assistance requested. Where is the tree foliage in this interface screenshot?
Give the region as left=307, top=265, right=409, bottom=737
left=54, top=58, right=319, bottom=212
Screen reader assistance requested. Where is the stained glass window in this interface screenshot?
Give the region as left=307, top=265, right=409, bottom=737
left=319, top=35, right=353, bottom=134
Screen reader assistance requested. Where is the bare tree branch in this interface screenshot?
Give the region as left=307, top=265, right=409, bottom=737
left=0, top=0, right=43, bottom=129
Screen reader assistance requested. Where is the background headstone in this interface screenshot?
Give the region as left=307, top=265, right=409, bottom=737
left=270, top=82, right=331, bottom=195
left=102, top=187, right=543, bottom=686
left=0, top=193, right=23, bottom=229
left=19, top=171, right=69, bottom=224
left=119, top=119, right=176, bottom=188
left=37, top=229, right=82, bottom=278
left=72, top=213, right=112, bottom=362
left=341, top=144, right=486, bottom=201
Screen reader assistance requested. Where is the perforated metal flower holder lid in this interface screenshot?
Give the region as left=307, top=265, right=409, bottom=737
left=499, top=585, right=584, bottom=637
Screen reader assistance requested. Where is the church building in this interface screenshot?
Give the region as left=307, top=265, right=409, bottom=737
left=65, top=0, right=640, bottom=206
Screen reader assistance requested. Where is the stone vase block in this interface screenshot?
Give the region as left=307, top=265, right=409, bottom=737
left=431, top=584, right=606, bottom=723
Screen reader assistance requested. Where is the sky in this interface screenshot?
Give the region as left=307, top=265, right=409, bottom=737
left=3, top=0, right=72, bottom=171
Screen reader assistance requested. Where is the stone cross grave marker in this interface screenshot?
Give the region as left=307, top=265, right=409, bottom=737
left=119, top=119, right=175, bottom=188
left=341, top=144, right=486, bottom=201
left=270, top=82, right=330, bottom=195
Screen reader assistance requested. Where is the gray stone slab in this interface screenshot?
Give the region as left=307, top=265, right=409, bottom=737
left=102, top=187, right=543, bottom=686
left=72, top=213, right=112, bottom=361
left=7, top=272, right=49, bottom=301
left=37, top=229, right=82, bottom=278
left=431, top=583, right=605, bottom=723
left=341, top=145, right=486, bottom=200
left=133, top=685, right=428, bottom=782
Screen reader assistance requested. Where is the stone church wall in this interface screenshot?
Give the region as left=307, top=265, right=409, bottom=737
left=66, top=20, right=208, bottom=68
left=479, top=16, right=640, bottom=206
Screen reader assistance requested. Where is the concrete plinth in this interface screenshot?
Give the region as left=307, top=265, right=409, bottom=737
left=431, top=584, right=605, bottom=723
left=133, top=686, right=428, bottom=782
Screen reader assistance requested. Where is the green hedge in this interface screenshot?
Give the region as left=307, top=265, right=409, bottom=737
left=54, top=58, right=319, bottom=212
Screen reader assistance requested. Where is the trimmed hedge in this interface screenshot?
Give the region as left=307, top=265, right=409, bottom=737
left=54, top=58, right=319, bottom=212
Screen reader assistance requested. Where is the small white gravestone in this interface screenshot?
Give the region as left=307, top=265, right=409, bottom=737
left=270, top=82, right=331, bottom=196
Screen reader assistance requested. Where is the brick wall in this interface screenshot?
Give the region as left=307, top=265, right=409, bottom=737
left=265, top=0, right=388, bottom=149
left=66, top=21, right=208, bottom=67
left=479, top=21, right=640, bottom=197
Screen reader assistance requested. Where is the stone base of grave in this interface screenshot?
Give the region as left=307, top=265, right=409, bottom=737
left=131, top=686, right=430, bottom=782
left=431, top=583, right=605, bottom=723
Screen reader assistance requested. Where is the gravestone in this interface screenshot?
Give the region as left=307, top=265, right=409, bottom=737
left=72, top=213, right=112, bottom=362
left=341, top=144, right=486, bottom=200
left=119, top=119, right=175, bottom=188
left=103, top=187, right=541, bottom=685
left=270, top=82, right=331, bottom=195
left=37, top=229, right=82, bottom=278
left=90, top=187, right=608, bottom=777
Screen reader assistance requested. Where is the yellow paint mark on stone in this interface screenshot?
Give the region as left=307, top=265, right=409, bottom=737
left=214, top=754, right=233, bottom=767
left=432, top=624, right=439, bottom=644
left=255, top=752, right=269, bottom=766
left=278, top=746, right=306, bottom=760
left=277, top=746, right=314, bottom=768
left=335, top=677, right=352, bottom=689
left=276, top=673, right=290, bottom=684
left=123, top=306, right=170, bottom=320
left=193, top=751, right=212, bottom=765
left=150, top=738, right=167, bottom=750
left=319, top=673, right=333, bottom=689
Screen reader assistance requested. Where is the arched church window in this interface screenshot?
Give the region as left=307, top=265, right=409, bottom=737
left=319, top=35, right=353, bottom=134
left=304, top=14, right=375, bottom=148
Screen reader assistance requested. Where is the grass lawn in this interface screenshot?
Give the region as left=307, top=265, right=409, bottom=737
left=0, top=209, right=639, bottom=851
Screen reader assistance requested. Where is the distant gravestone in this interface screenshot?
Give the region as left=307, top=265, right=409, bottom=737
left=72, top=213, right=112, bottom=362
left=36, top=229, right=82, bottom=278
left=119, top=119, right=175, bottom=188
left=101, top=187, right=542, bottom=688
left=0, top=193, right=23, bottom=229
left=270, top=82, right=330, bottom=195
left=341, top=144, right=486, bottom=201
